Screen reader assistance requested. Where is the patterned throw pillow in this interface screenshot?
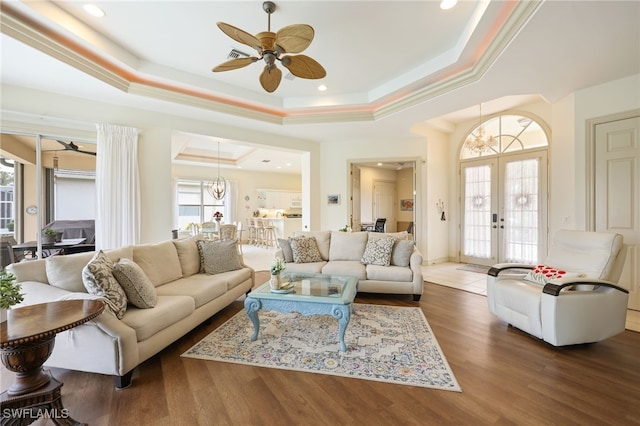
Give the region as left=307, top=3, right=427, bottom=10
left=361, top=237, right=395, bottom=266
left=196, top=240, right=243, bottom=274
left=112, top=258, right=157, bottom=309
left=82, top=251, right=128, bottom=319
left=524, top=265, right=573, bottom=285
left=289, top=236, right=323, bottom=263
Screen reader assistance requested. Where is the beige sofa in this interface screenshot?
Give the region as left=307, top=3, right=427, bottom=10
left=6, top=235, right=254, bottom=388
left=276, top=231, right=423, bottom=300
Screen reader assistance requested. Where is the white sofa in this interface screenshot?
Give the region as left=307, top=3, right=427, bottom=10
left=487, top=230, right=628, bottom=346
left=6, top=235, right=254, bottom=388
left=276, top=231, right=423, bottom=300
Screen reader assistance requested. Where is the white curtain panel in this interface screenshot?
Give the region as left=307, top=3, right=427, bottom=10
left=95, top=124, right=141, bottom=249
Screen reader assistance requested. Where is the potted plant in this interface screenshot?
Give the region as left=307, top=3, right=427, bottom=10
left=269, top=257, right=286, bottom=290
left=0, top=269, right=23, bottom=322
left=213, top=211, right=223, bottom=222
left=6, top=220, right=14, bottom=232
left=42, top=228, right=57, bottom=244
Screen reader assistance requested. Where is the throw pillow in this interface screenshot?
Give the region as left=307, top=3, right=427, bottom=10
left=112, top=258, right=157, bottom=309
left=391, top=239, right=415, bottom=267
left=523, top=265, right=579, bottom=285
left=196, top=240, right=243, bottom=274
left=82, top=251, right=128, bottom=319
left=278, top=238, right=294, bottom=263
left=361, top=236, right=395, bottom=266
left=289, top=236, right=323, bottom=263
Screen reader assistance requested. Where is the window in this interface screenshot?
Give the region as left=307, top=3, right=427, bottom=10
left=176, top=180, right=224, bottom=230
left=460, top=114, right=548, bottom=160
left=0, top=158, right=15, bottom=233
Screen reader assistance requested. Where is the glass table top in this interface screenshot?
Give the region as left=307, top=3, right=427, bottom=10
left=251, top=272, right=358, bottom=304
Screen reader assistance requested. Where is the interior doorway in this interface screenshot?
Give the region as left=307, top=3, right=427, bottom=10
left=348, top=161, right=416, bottom=235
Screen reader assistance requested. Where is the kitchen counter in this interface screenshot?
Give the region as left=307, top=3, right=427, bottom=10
left=265, top=218, right=302, bottom=239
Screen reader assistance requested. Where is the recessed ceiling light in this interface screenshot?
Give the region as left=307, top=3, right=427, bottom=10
left=318, top=84, right=327, bottom=92
left=83, top=4, right=105, bottom=17
left=440, top=0, right=458, bottom=10
left=377, top=162, right=383, bottom=166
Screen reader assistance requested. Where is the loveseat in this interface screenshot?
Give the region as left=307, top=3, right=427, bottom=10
left=6, top=235, right=254, bottom=388
left=276, top=231, right=423, bottom=300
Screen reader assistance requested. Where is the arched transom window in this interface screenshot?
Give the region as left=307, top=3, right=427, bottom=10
left=460, top=114, right=549, bottom=160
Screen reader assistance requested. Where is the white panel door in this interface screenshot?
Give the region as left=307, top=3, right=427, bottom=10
left=595, top=116, right=640, bottom=310
left=373, top=181, right=396, bottom=232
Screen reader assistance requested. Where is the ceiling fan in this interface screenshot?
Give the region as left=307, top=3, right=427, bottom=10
left=41, top=140, right=96, bottom=156
left=212, top=1, right=326, bottom=93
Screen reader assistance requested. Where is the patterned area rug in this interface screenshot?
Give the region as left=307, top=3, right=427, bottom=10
left=182, top=304, right=461, bottom=392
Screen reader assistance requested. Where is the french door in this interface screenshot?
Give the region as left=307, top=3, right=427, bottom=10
left=461, top=150, right=548, bottom=266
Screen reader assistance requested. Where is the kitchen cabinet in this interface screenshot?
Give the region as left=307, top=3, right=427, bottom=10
left=256, top=190, right=302, bottom=209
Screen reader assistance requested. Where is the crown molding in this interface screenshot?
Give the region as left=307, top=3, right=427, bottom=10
left=1, top=0, right=542, bottom=126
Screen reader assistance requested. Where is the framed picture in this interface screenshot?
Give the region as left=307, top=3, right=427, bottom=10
left=400, top=199, right=414, bottom=211
left=327, top=194, right=340, bottom=205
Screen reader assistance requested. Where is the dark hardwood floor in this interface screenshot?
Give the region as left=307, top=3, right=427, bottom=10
left=3, top=275, right=639, bottom=425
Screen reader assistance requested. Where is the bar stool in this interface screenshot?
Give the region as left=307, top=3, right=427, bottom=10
left=247, top=218, right=257, bottom=245
left=262, top=219, right=277, bottom=248
left=253, top=218, right=265, bottom=246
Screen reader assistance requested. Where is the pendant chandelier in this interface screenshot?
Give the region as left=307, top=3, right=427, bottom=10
left=465, top=104, right=497, bottom=154
left=207, top=141, right=227, bottom=200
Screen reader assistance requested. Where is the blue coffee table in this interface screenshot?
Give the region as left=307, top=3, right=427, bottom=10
left=244, top=272, right=358, bottom=352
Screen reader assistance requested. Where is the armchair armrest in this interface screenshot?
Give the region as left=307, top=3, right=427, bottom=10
left=542, top=278, right=629, bottom=296
left=488, top=263, right=535, bottom=277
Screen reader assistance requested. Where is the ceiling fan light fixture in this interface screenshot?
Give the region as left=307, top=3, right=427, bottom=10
left=213, top=1, right=326, bottom=93
left=83, top=4, right=105, bottom=17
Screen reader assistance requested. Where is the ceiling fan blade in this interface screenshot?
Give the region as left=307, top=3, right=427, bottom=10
left=217, top=22, right=262, bottom=52
left=76, top=149, right=96, bottom=156
left=212, top=57, right=257, bottom=72
left=259, top=65, right=282, bottom=93
left=280, top=55, right=326, bottom=79
left=275, top=24, right=314, bottom=54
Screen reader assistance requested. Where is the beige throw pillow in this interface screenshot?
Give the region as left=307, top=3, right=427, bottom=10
left=112, top=258, right=157, bottom=308
left=82, top=251, right=127, bottom=319
left=196, top=240, right=243, bottom=274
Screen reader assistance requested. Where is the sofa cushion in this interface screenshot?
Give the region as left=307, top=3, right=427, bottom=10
left=82, top=251, right=128, bottom=319
left=196, top=240, right=243, bottom=274
left=329, top=232, right=368, bottom=261
left=369, top=231, right=409, bottom=240
left=121, top=295, right=194, bottom=342
left=281, top=261, right=326, bottom=274
left=278, top=238, right=294, bottom=263
left=133, top=241, right=183, bottom=287
left=321, top=261, right=366, bottom=280
left=156, top=274, right=227, bottom=308
left=112, top=258, right=157, bottom=308
left=365, top=264, right=414, bottom=282
left=293, top=231, right=331, bottom=260
left=46, top=252, right=95, bottom=292
left=289, top=236, right=323, bottom=263
left=361, top=236, right=395, bottom=266
left=173, top=235, right=203, bottom=277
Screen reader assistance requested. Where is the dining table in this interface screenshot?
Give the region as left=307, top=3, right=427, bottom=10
left=12, top=238, right=95, bottom=259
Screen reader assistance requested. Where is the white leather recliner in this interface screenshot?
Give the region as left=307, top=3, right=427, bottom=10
left=487, top=230, right=628, bottom=346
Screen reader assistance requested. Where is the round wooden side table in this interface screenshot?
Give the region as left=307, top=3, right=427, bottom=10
left=1, top=300, right=104, bottom=425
